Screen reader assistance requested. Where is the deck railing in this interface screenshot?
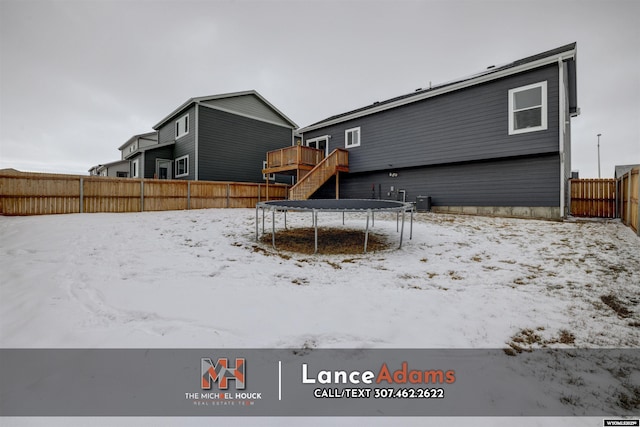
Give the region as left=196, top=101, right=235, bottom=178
left=289, top=149, right=349, bottom=200
left=265, top=145, right=324, bottom=170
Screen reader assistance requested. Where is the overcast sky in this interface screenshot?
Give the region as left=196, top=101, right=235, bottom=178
left=1, top=0, right=639, bottom=178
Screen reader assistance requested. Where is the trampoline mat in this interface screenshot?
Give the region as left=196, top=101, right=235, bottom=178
left=257, top=199, right=410, bottom=212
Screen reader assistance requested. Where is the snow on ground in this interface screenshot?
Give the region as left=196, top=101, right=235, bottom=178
left=2, top=209, right=638, bottom=349
left=1, top=209, right=639, bottom=426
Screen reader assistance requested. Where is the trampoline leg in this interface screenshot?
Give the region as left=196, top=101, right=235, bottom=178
left=272, top=209, right=276, bottom=250
left=364, top=209, right=371, bottom=253
left=313, top=209, right=318, bottom=254
left=262, top=208, right=265, bottom=235
left=396, top=212, right=399, bottom=232
left=372, top=212, right=375, bottom=227
left=410, top=208, right=413, bottom=240
left=255, top=206, right=259, bottom=241
left=284, top=210, right=287, bottom=230
left=399, top=209, right=406, bottom=249
left=342, top=211, right=345, bottom=225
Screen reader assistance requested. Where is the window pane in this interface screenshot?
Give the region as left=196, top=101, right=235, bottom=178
left=514, top=87, right=541, bottom=110
left=514, top=108, right=542, bottom=129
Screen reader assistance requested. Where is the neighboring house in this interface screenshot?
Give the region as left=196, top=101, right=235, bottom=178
left=118, top=131, right=168, bottom=179
left=614, top=164, right=640, bottom=179
left=271, top=43, right=578, bottom=220
left=91, top=91, right=296, bottom=182
left=88, top=160, right=130, bottom=177
left=148, top=90, right=297, bottom=182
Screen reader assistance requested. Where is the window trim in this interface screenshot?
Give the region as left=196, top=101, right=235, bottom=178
left=508, top=81, right=547, bottom=135
left=262, top=160, right=275, bottom=181
left=175, top=114, right=189, bottom=139
left=175, top=155, right=189, bottom=178
left=131, top=159, right=139, bottom=178
left=345, top=127, right=361, bottom=148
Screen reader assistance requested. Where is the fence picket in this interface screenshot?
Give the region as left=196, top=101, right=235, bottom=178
left=569, top=178, right=616, bottom=218
left=0, top=172, right=287, bottom=216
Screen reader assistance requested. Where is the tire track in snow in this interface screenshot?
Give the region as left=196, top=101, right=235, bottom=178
left=63, top=270, right=229, bottom=339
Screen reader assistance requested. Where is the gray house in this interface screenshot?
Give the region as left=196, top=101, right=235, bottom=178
left=145, top=91, right=297, bottom=182
left=284, top=43, right=579, bottom=220
left=88, top=160, right=130, bottom=177
left=118, top=131, right=160, bottom=178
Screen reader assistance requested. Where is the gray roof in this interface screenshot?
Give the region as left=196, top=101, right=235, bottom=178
left=300, top=43, right=577, bottom=132
left=117, top=131, right=158, bottom=150
left=152, top=90, right=298, bottom=130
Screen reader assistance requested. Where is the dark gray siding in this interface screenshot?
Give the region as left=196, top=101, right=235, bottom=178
left=304, top=65, right=560, bottom=174
left=315, top=154, right=560, bottom=207
left=143, top=146, right=175, bottom=179
left=198, top=106, right=293, bottom=182
left=157, top=106, right=196, bottom=180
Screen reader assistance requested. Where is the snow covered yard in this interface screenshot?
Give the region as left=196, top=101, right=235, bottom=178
left=1, top=208, right=638, bottom=349
left=1, top=208, right=639, bottom=427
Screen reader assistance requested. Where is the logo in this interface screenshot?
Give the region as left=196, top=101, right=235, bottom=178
left=201, top=357, right=246, bottom=390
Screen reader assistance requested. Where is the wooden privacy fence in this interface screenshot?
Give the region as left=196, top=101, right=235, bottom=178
left=569, top=178, right=616, bottom=218
left=618, top=167, right=639, bottom=234
left=569, top=169, right=639, bottom=236
left=0, top=171, right=288, bottom=216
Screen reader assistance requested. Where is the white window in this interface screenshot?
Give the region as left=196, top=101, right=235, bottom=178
left=175, top=155, right=189, bottom=178
left=508, top=81, right=547, bottom=135
left=132, top=159, right=139, bottom=178
left=176, top=114, right=189, bottom=139
left=345, top=127, right=361, bottom=148
left=262, top=160, right=275, bottom=181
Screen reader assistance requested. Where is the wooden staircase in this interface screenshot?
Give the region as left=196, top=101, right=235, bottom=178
left=289, top=149, right=349, bottom=200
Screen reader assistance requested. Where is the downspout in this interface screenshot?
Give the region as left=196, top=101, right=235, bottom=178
left=195, top=103, right=199, bottom=181
left=558, top=59, right=566, bottom=219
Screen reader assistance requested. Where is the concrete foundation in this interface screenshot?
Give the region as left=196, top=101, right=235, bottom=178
left=430, top=206, right=562, bottom=221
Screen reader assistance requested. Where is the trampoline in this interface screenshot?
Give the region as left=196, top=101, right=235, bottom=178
left=255, top=199, right=414, bottom=254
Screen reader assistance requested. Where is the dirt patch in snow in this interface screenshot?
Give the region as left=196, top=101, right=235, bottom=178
left=259, top=227, right=390, bottom=254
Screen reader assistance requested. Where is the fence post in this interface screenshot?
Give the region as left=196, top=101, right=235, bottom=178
left=140, top=180, right=144, bottom=212
left=226, top=183, right=230, bottom=208
left=636, top=170, right=640, bottom=237
left=258, top=184, right=261, bottom=203
left=628, top=172, right=632, bottom=227
left=187, top=181, right=191, bottom=210
left=79, top=177, right=84, bottom=213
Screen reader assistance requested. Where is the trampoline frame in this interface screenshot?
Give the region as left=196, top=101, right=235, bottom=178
left=255, top=199, right=414, bottom=254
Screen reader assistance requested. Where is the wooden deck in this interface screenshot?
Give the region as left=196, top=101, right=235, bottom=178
left=262, top=145, right=325, bottom=177
left=262, top=145, right=349, bottom=200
